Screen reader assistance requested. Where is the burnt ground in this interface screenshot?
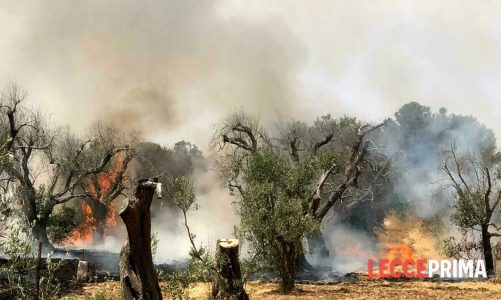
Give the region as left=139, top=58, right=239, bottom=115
left=60, top=277, right=501, bottom=299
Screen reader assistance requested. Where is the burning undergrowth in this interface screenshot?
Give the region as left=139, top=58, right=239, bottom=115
left=320, top=210, right=445, bottom=276
left=376, top=212, right=444, bottom=261
left=56, top=142, right=237, bottom=266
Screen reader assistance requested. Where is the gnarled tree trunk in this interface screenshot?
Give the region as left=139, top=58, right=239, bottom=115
left=212, top=239, right=248, bottom=300
left=277, top=237, right=297, bottom=294
left=85, top=198, right=108, bottom=243
left=481, top=225, right=495, bottom=276
left=119, top=179, right=162, bottom=300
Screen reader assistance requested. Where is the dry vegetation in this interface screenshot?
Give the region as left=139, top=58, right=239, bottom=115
left=60, top=278, right=501, bottom=300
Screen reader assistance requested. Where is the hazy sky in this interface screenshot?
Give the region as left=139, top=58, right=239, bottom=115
left=1, top=0, right=501, bottom=149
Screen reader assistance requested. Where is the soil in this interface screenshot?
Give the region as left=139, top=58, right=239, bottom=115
left=60, top=277, right=501, bottom=300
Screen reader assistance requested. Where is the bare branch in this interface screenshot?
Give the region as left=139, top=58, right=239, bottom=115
left=311, top=133, right=333, bottom=155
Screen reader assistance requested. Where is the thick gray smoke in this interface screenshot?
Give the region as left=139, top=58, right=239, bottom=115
left=86, top=141, right=238, bottom=263
left=152, top=169, right=238, bottom=263
left=381, top=103, right=496, bottom=218
left=3, top=1, right=501, bottom=148
left=0, top=0, right=304, bottom=146
left=2, top=1, right=501, bottom=273
left=323, top=102, right=497, bottom=272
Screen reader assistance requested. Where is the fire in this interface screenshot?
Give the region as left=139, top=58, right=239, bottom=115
left=339, top=243, right=374, bottom=259
left=387, top=243, right=415, bottom=261
left=64, top=202, right=96, bottom=245
left=63, top=154, right=125, bottom=246
left=377, top=211, right=443, bottom=261
left=104, top=202, right=117, bottom=232
left=87, top=152, right=125, bottom=201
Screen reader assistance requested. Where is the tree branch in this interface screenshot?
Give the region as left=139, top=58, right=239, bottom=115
left=311, top=133, right=333, bottom=155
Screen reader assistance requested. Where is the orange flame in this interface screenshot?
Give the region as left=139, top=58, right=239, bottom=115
left=104, top=202, right=117, bottom=232
left=64, top=202, right=96, bottom=245
left=386, top=243, right=415, bottom=261
left=378, top=212, right=442, bottom=261
left=64, top=154, right=125, bottom=246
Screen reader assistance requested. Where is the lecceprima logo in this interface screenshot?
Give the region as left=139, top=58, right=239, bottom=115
left=368, top=259, right=487, bottom=279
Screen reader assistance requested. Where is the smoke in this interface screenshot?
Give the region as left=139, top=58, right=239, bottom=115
left=322, top=221, right=379, bottom=274
left=3, top=1, right=501, bottom=148
left=0, top=0, right=305, bottom=146
left=313, top=103, right=498, bottom=273
left=152, top=169, right=238, bottom=263
left=2, top=0, right=501, bottom=273
left=69, top=142, right=238, bottom=263
left=383, top=106, right=496, bottom=220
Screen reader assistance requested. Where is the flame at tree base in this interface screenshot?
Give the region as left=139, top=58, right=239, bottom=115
left=63, top=201, right=118, bottom=246
left=64, top=202, right=96, bottom=246
left=63, top=155, right=124, bottom=246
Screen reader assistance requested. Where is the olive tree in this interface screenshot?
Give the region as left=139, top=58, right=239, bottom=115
left=213, top=112, right=386, bottom=293
left=0, top=85, right=130, bottom=249
left=442, top=146, right=501, bottom=276
left=81, top=123, right=137, bottom=242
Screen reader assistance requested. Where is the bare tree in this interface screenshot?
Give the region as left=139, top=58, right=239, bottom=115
left=0, top=85, right=129, bottom=249
left=443, top=146, right=501, bottom=276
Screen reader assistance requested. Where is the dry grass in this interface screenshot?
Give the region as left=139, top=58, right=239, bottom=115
left=60, top=278, right=501, bottom=300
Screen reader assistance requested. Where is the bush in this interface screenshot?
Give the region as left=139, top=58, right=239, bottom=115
left=47, top=205, right=83, bottom=244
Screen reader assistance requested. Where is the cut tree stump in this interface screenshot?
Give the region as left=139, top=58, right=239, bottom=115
left=211, top=238, right=249, bottom=300
left=119, top=178, right=163, bottom=300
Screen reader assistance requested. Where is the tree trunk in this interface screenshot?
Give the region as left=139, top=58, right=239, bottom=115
left=481, top=225, right=495, bottom=276
left=22, top=188, right=54, bottom=250
left=32, top=216, right=54, bottom=251
left=86, top=198, right=108, bottom=243
left=119, top=179, right=162, bottom=300
left=277, top=238, right=296, bottom=294
left=211, top=239, right=248, bottom=300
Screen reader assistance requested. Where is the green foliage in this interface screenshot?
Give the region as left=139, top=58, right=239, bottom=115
left=0, top=138, right=11, bottom=167
left=0, top=223, right=36, bottom=299
left=442, top=236, right=482, bottom=261
left=151, top=232, right=160, bottom=258
left=135, top=141, right=207, bottom=216
left=0, top=221, right=63, bottom=299
left=47, top=205, right=83, bottom=244
left=164, top=259, right=207, bottom=300
left=39, top=253, right=63, bottom=299
left=169, top=176, right=198, bottom=212
left=442, top=237, right=463, bottom=259
left=450, top=191, right=484, bottom=230
left=239, top=149, right=318, bottom=275
left=442, top=148, right=501, bottom=266
left=165, top=176, right=214, bottom=300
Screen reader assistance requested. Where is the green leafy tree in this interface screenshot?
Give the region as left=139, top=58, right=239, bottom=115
left=213, top=112, right=386, bottom=293
left=239, top=149, right=318, bottom=292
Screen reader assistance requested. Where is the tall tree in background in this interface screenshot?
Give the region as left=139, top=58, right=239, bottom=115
left=134, top=141, right=206, bottom=215
left=0, top=85, right=129, bottom=249
left=443, top=146, right=501, bottom=276
left=338, top=102, right=498, bottom=241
